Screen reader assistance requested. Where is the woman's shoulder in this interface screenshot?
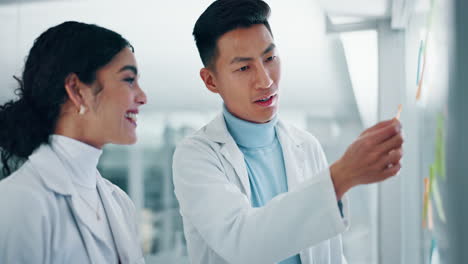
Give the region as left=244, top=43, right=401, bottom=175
left=0, top=161, right=47, bottom=198
left=0, top=161, right=55, bottom=221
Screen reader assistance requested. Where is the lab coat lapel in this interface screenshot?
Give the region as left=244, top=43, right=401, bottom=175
left=68, top=188, right=110, bottom=243
left=96, top=174, right=137, bottom=263
left=205, top=114, right=251, bottom=199
left=29, top=144, right=105, bottom=262
left=219, top=141, right=251, bottom=199
left=277, top=121, right=327, bottom=264
left=66, top=196, right=101, bottom=264
left=276, top=121, right=306, bottom=191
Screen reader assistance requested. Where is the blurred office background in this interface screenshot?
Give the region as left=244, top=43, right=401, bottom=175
left=0, top=0, right=462, bottom=263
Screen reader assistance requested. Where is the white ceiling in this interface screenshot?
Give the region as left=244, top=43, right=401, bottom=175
left=317, top=0, right=392, bottom=18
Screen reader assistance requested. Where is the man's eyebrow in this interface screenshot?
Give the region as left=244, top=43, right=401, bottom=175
left=262, top=43, right=276, bottom=55
left=229, top=43, right=276, bottom=65
left=230, top=56, right=252, bottom=64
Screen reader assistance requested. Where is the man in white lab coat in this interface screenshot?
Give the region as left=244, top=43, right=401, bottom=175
left=172, top=1, right=404, bottom=263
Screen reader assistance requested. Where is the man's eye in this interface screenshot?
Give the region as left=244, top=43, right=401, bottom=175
left=266, top=56, right=276, bottom=62
left=239, top=66, right=249, bottom=72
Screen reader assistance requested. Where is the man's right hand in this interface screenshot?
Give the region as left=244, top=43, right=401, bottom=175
left=330, top=119, right=404, bottom=200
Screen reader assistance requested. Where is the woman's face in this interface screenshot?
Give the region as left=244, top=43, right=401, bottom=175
left=82, top=48, right=147, bottom=147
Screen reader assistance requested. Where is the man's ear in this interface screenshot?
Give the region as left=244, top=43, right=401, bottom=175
left=64, top=73, right=87, bottom=112
left=200, top=68, right=219, bottom=94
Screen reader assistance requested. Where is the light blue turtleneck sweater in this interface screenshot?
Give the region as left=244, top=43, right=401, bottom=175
left=223, top=107, right=302, bottom=264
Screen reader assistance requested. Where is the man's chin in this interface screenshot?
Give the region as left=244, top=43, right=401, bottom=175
left=251, top=112, right=278, bottom=124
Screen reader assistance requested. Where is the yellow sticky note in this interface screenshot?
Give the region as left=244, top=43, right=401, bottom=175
left=428, top=200, right=434, bottom=230
left=422, top=177, right=430, bottom=228
left=395, top=104, right=403, bottom=120
left=416, top=48, right=427, bottom=102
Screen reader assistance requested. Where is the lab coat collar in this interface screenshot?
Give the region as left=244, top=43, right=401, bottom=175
left=29, top=143, right=117, bottom=197
left=204, top=114, right=231, bottom=144
left=29, top=143, right=78, bottom=196
left=28, top=144, right=118, bottom=258
left=205, top=114, right=251, bottom=197
left=204, top=113, right=307, bottom=196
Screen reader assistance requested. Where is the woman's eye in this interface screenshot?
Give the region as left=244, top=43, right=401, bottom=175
left=124, top=77, right=135, bottom=84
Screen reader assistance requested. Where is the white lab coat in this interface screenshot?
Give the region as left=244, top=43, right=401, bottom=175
left=0, top=144, right=144, bottom=264
left=173, top=114, right=350, bottom=264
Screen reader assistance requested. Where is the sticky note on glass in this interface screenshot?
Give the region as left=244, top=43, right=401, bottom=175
left=429, top=165, right=435, bottom=196
left=435, top=113, right=446, bottom=180
left=428, top=199, right=434, bottom=230
left=416, top=40, right=424, bottom=85
left=431, top=177, right=447, bottom=223
left=416, top=51, right=427, bottom=101
left=422, top=177, right=430, bottom=228
left=395, top=104, right=403, bottom=120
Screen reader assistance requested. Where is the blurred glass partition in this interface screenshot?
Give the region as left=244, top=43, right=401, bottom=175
left=98, top=111, right=216, bottom=263
left=337, top=29, right=379, bottom=264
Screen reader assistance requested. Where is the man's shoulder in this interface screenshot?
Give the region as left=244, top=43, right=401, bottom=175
left=277, top=119, right=322, bottom=146
left=177, top=123, right=218, bottom=148
left=176, top=113, right=227, bottom=148
left=278, top=120, right=329, bottom=168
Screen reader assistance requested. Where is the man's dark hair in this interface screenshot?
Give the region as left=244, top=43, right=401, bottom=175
left=193, top=0, right=272, bottom=69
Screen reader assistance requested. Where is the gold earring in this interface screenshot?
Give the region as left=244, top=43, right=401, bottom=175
left=79, top=105, right=86, bottom=115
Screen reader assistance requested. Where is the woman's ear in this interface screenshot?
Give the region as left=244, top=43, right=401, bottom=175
left=200, top=68, right=219, bottom=94
left=64, top=73, right=89, bottom=114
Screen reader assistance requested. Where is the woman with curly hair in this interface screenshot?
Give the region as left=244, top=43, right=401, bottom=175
left=0, top=21, right=147, bottom=264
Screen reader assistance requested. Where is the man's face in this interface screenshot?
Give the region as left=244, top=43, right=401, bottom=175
left=201, top=24, right=281, bottom=123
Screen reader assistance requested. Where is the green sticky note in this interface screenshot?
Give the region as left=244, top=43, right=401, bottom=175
left=440, top=143, right=446, bottom=180
left=429, top=165, right=435, bottom=196
left=431, top=178, right=447, bottom=223
left=433, top=157, right=441, bottom=179
left=435, top=113, right=446, bottom=180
